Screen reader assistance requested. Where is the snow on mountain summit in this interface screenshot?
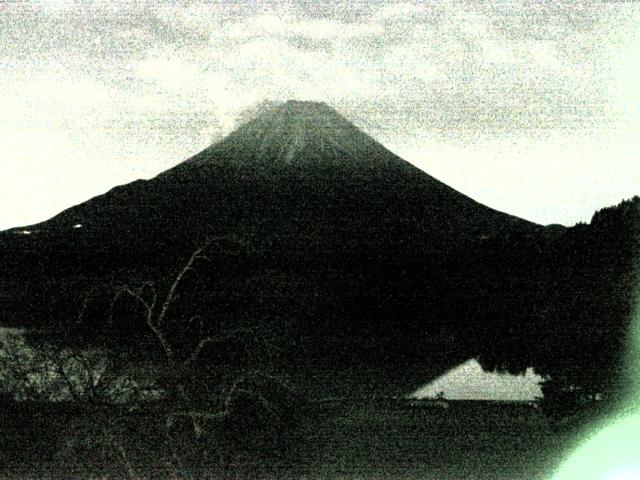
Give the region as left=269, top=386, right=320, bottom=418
left=188, top=100, right=387, bottom=168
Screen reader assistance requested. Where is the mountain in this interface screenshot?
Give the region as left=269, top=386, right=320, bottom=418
left=12, top=101, right=534, bottom=240
left=0, top=101, right=637, bottom=398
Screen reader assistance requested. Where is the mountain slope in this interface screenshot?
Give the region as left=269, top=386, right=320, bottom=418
left=18, top=101, right=533, bottom=233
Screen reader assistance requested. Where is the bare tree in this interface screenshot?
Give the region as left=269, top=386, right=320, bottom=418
left=0, top=328, right=151, bottom=404
left=0, top=240, right=303, bottom=477
left=110, top=239, right=291, bottom=437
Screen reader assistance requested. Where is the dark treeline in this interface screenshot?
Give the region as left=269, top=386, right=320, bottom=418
left=476, top=196, right=639, bottom=411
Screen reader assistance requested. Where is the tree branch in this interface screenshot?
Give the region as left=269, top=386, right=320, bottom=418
left=156, top=242, right=211, bottom=328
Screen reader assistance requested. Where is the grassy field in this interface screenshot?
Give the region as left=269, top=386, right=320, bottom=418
left=0, top=398, right=583, bottom=479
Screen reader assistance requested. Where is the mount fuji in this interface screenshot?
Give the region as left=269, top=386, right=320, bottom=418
left=0, top=100, right=636, bottom=397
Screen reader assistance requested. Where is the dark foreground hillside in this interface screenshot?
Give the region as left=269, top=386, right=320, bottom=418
left=1, top=398, right=574, bottom=480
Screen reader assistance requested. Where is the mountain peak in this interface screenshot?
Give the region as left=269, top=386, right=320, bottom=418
left=191, top=100, right=385, bottom=168
left=278, top=99, right=335, bottom=115
left=246, top=100, right=350, bottom=136
left=248, top=99, right=342, bottom=121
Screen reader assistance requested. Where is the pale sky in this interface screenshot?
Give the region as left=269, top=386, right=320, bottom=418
left=1, top=0, right=640, bottom=231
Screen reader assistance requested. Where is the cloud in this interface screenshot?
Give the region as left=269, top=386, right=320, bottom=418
left=285, top=35, right=334, bottom=53
left=3, top=2, right=636, bottom=135
left=127, top=1, right=628, bottom=138
left=1, top=0, right=629, bottom=138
